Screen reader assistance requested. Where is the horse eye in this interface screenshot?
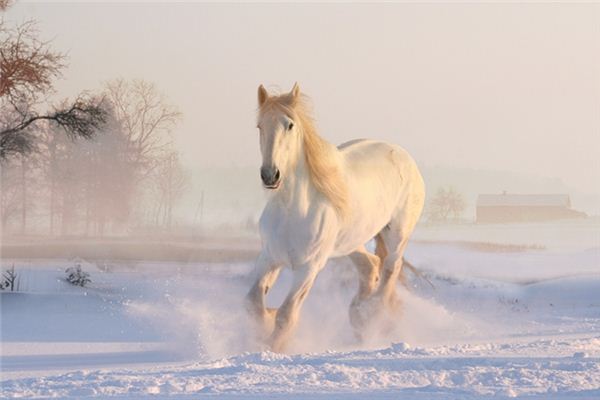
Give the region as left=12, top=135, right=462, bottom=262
left=287, top=122, right=294, bottom=130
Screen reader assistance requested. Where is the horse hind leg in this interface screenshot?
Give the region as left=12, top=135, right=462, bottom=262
left=348, top=240, right=385, bottom=339
left=349, top=244, right=381, bottom=300
left=377, top=212, right=420, bottom=312
left=354, top=180, right=424, bottom=337
left=374, top=233, right=388, bottom=278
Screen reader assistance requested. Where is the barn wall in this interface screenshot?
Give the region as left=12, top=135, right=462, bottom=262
left=476, top=206, right=585, bottom=223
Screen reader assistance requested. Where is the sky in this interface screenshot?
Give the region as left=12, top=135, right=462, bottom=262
left=5, top=1, right=600, bottom=202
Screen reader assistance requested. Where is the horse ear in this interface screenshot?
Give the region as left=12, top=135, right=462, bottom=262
left=258, top=84, right=268, bottom=107
left=291, top=82, right=300, bottom=100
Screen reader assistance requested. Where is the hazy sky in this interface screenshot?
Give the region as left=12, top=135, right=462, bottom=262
left=6, top=1, right=600, bottom=196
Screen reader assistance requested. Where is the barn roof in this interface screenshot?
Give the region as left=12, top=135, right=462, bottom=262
left=477, top=194, right=571, bottom=207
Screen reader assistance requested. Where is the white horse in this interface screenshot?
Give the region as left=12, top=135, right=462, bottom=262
left=246, top=83, right=425, bottom=352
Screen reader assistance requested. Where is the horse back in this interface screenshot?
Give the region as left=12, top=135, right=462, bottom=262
left=331, top=138, right=425, bottom=255
left=338, top=139, right=420, bottom=180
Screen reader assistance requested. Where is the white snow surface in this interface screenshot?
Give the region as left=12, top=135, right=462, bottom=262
left=1, top=225, right=600, bottom=399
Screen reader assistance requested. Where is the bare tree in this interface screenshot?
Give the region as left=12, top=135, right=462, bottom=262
left=3, top=80, right=181, bottom=236
left=150, top=151, right=189, bottom=228
left=0, top=157, right=20, bottom=230
left=0, top=20, right=64, bottom=103
left=0, top=126, right=44, bottom=235
left=1, top=265, right=18, bottom=291
left=80, top=106, right=134, bottom=235
left=427, top=186, right=466, bottom=223
left=36, top=104, right=133, bottom=236
left=0, top=0, right=13, bottom=12
left=1, top=95, right=107, bottom=159
left=0, top=10, right=106, bottom=159
left=103, top=79, right=181, bottom=179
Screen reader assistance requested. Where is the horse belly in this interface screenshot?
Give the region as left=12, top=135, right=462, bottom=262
left=332, top=185, right=399, bottom=257
left=332, top=142, right=407, bottom=256
left=332, top=199, right=394, bottom=257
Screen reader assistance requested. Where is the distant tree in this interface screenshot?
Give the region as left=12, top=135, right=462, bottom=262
left=0, top=7, right=106, bottom=160
left=1, top=4, right=182, bottom=234
left=427, top=186, right=466, bottom=223
left=0, top=157, right=20, bottom=230
left=0, top=0, right=12, bottom=12
left=149, top=151, right=189, bottom=228
left=44, top=124, right=86, bottom=235
left=16, top=81, right=182, bottom=236
left=0, top=124, right=45, bottom=234
left=38, top=103, right=134, bottom=235
left=80, top=105, right=134, bottom=235
left=103, top=79, right=181, bottom=180
left=0, top=265, right=18, bottom=291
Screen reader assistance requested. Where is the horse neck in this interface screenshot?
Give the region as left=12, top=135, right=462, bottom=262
left=274, top=128, right=342, bottom=214
left=274, top=141, right=312, bottom=209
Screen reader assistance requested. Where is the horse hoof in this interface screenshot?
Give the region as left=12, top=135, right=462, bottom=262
left=248, top=307, right=278, bottom=345
left=349, top=296, right=380, bottom=335
left=350, top=292, right=402, bottom=341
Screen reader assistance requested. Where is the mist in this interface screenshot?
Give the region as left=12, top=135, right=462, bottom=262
left=3, top=1, right=599, bottom=232
left=2, top=3, right=600, bottom=397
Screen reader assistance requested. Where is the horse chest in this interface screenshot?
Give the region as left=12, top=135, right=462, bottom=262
left=259, top=202, right=337, bottom=267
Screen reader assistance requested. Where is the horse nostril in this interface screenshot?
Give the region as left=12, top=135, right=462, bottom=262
left=260, top=166, right=280, bottom=186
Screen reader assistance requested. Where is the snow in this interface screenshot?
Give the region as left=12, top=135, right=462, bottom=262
left=1, top=223, right=600, bottom=398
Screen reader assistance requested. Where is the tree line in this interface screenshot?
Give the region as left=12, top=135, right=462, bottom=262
left=1, top=3, right=188, bottom=235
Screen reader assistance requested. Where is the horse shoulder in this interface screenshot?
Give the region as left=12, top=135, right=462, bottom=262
left=258, top=202, right=287, bottom=260
left=288, top=203, right=338, bottom=267
left=259, top=198, right=338, bottom=268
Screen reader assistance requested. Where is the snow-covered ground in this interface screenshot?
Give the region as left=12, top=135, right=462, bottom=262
left=1, top=222, right=599, bottom=398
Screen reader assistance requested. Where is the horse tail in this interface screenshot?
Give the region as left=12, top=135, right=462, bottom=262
left=374, top=233, right=433, bottom=289
left=401, top=258, right=435, bottom=290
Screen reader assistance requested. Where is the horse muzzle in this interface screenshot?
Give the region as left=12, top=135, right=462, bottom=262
left=261, top=166, right=281, bottom=189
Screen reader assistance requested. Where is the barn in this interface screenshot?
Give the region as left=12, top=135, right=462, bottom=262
left=476, top=193, right=587, bottom=223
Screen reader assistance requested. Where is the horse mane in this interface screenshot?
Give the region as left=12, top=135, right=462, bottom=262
left=259, top=92, right=349, bottom=218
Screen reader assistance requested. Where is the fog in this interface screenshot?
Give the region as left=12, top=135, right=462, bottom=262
left=3, top=1, right=599, bottom=233
left=2, top=4, right=600, bottom=391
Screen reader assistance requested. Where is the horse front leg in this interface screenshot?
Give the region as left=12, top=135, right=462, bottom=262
left=245, top=251, right=282, bottom=342
left=269, top=263, right=320, bottom=353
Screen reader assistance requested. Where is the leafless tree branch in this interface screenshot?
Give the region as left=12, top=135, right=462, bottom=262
left=0, top=0, right=13, bottom=12
left=103, top=79, right=181, bottom=180
left=0, top=96, right=107, bottom=159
